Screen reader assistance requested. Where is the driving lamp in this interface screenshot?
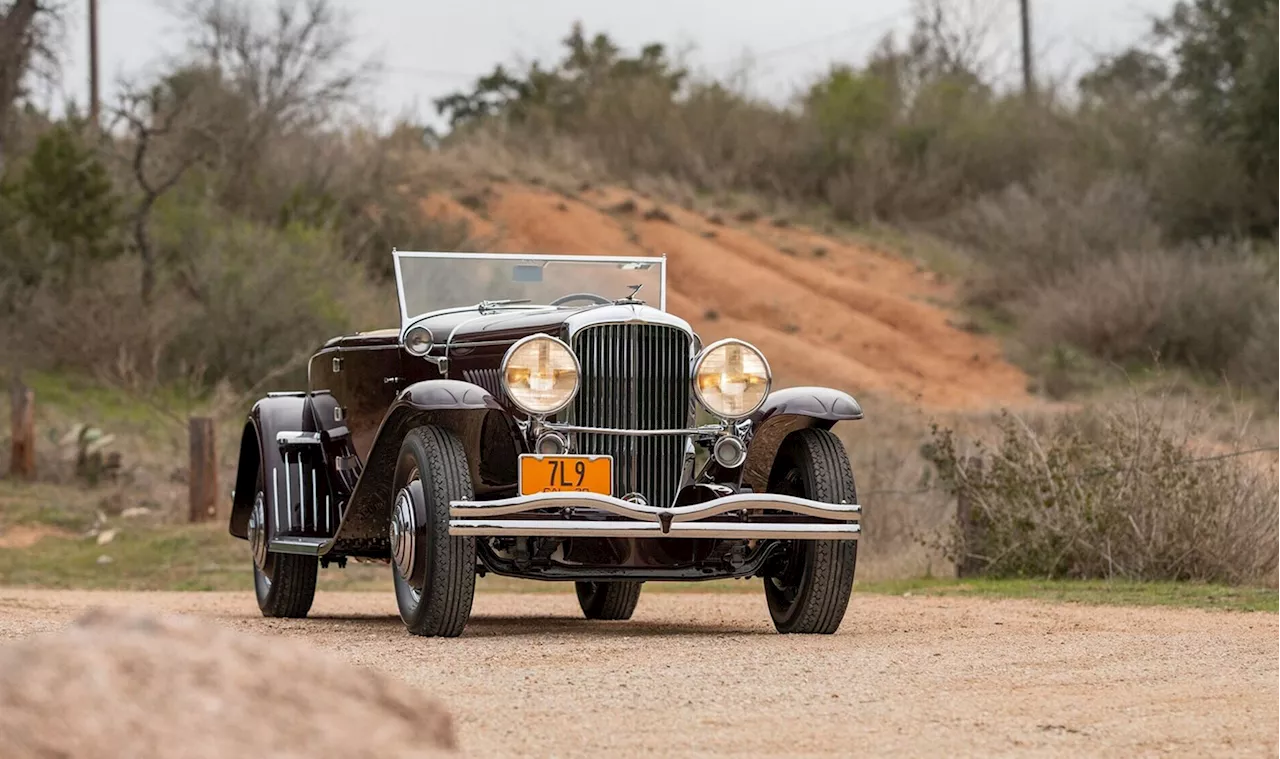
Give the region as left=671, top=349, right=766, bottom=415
left=693, top=339, right=770, bottom=419
left=404, top=326, right=434, bottom=356
left=501, top=335, right=580, bottom=415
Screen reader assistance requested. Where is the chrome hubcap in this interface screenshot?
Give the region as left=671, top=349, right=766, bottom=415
left=248, top=491, right=269, bottom=571
left=391, top=486, right=417, bottom=581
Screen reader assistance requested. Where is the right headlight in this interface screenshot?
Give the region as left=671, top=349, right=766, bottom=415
left=692, top=339, right=771, bottom=419
left=501, top=335, right=580, bottom=415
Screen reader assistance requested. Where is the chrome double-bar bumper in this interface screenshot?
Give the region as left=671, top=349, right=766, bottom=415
left=448, top=493, right=860, bottom=540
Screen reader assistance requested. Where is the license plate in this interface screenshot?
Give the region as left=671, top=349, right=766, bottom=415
left=519, top=455, right=613, bottom=496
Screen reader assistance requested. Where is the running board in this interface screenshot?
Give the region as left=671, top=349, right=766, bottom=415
left=268, top=536, right=330, bottom=555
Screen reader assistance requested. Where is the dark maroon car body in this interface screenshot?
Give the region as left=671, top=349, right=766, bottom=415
left=229, top=251, right=863, bottom=635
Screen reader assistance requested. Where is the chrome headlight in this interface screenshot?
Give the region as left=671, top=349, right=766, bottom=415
left=501, top=335, right=580, bottom=415
left=404, top=326, right=434, bottom=356
left=692, top=339, right=770, bottom=419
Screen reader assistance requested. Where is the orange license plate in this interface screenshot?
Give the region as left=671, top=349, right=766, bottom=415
left=519, top=455, right=613, bottom=496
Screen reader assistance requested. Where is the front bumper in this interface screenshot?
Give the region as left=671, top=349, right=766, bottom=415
left=448, top=492, right=860, bottom=540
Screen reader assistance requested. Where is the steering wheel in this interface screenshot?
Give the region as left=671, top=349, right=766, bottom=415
left=550, top=292, right=611, bottom=307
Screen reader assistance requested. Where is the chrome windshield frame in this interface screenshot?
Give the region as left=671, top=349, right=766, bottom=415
left=391, top=250, right=668, bottom=328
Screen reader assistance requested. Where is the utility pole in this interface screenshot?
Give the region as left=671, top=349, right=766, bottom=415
left=1019, top=0, right=1034, bottom=100
left=88, top=0, right=99, bottom=128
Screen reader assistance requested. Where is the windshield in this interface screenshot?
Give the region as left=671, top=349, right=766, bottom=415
left=394, top=252, right=666, bottom=323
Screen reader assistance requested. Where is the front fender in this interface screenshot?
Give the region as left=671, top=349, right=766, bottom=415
left=396, top=378, right=502, bottom=412
left=326, top=380, right=502, bottom=553
left=228, top=394, right=307, bottom=539
left=739, top=387, right=863, bottom=493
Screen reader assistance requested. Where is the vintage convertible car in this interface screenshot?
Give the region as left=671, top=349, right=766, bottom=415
left=229, top=251, right=862, bottom=636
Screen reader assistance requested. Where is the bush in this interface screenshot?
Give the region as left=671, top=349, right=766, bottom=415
left=0, top=124, right=120, bottom=307
left=924, top=399, right=1279, bottom=584
left=152, top=204, right=392, bottom=386
left=940, top=172, right=1162, bottom=312
left=1023, top=243, right=1278, bottom=386
left=7, top=203, right=393, bottom=390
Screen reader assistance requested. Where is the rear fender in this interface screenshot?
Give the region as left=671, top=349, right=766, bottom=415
left=739, top=387, right=864, bottom=493
left=327, top=380, right=502, bottom=553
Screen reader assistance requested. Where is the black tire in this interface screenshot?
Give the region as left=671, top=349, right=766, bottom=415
left=575, top=581, right=643, bottom=620
left=249, top=469, right=318, bottom=619
left=390, top=425, right=477, bottom=637
left=763, top=428, right=858, bottom=634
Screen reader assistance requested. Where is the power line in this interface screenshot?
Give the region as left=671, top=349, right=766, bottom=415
left=384, top=66, right=482, bottom=81
left=386, top=11, right=913, bottom=87
left=705, top=9, right=910, bottom=71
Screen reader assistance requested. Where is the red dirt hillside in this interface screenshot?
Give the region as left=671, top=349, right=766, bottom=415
left=422, top=183, right=1029, bottom=410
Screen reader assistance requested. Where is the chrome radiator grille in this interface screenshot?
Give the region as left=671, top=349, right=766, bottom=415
left=569, top=324, right=692, bottom=509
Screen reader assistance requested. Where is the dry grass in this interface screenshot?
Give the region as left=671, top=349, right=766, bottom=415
left=924, top=388, right=1279, bottom=584
left=836, top=395, right=964, bottom=581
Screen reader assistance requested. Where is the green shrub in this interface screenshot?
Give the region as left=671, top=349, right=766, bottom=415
left=151, top=203, right=391, bottom=386
left=0, top=124, right=120, bottom=302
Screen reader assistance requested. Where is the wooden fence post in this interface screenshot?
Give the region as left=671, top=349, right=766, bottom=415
left=188, top=417, right=217, bottom=522
left=9, top=375, right=35, bottom=480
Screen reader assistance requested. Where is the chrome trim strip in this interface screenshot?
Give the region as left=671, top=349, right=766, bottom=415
left=272, top=467, right=281, bottom=535
left=447, top=338, right=523, bottom=350
left=449, top=520, right=860, bottom=540
left=393, top=251, right=666, bottom=324
left=543, top=422, right=722, bottom=437
left=283, top=455, right=293, bottom=531
left=450, top=492, right=860, bottom=523
left=393, top=250, right=408, bottom=328
left=311, top=468, right=318, bottom=532
left=395, top=251, right=664, bottom=263
left=563, top=308, right=693, bottom=340
left=268, top=536, right=330, bottom=555
left=297, top=455, right=306, bottom=532
left=276, top=431, right=322, bottom=445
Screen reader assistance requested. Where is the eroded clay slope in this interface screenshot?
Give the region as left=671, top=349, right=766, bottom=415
left=423, top=184, right=1028, bottom=409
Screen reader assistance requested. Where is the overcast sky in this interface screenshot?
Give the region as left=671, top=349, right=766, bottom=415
left=45, top=0, right=1178, bottom=128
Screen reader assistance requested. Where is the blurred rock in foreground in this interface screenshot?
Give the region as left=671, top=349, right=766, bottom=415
left=0, top=607, right=455, bottom=758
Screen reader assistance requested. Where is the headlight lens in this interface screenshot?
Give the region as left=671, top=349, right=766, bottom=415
left=693, top=339, right=770, bottom=419
left=404, top=326, right=433, bottom=356
left=502, top=335, right=579, bottom=415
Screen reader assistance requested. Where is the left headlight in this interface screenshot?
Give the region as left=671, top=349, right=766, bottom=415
left=501, top=335, right=580, bottom=415
left=692, top=339, right=771, bottom=419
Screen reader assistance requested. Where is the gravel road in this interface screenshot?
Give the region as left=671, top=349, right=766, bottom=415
left=1, top=588, right=1275, bottom=757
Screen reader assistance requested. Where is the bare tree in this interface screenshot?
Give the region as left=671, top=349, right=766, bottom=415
left=111, top=77, right=219, bottom=305
left=0, top=0, right=63, bottom=166
left=170, top=0, right=377, bottom=206
left=907, top=0, right=1010, bottom=83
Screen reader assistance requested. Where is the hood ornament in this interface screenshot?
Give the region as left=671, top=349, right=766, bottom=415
left=621, top=283, right=644, bottom=302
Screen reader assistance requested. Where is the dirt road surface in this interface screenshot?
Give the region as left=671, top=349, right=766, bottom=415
left=1, top=588, right=1275, bottom=757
